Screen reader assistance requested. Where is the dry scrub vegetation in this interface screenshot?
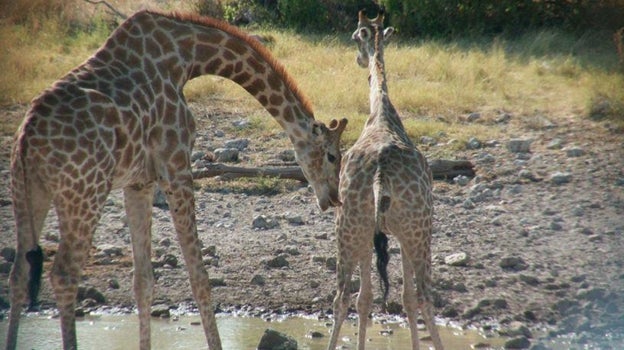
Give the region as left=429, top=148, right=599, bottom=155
left=1, top=0, right=623, bottom=144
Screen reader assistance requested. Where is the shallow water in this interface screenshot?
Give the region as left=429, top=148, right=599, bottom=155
left=1, top=313, right=507, bottom=349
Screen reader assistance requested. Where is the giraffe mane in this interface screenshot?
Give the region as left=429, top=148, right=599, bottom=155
left=145, top=9, right=315, bottom=119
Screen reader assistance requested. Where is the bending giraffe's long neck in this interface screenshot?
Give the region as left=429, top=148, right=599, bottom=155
left=97, top=10, right=314, bottom=142
left=153, top=11, right=314, bottom=139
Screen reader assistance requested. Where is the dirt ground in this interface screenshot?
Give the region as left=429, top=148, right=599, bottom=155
left=1, top=101, right=623, bottom=349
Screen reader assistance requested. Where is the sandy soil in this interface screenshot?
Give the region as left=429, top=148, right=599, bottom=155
left=1, top=102, right=623, bottom=349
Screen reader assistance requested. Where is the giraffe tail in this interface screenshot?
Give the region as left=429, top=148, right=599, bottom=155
left=372, top=156, right=391, bottom=310
left=13, top=132, right=44, bottom=311
left=373, top=229, right=390, bottom=308
left=26, top=245, right=44, bottom=311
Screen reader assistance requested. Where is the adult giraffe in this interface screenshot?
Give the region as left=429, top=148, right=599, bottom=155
left=327, top=10, right=443, bottom=350
left=6, top=9, right=347, bottom=350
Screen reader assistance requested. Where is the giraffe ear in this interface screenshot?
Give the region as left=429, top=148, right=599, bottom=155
left=329, top=118, right=348, bottom=137
left=358, top=27, right=372, bottom=41
left=383, top=27, right=395, bottom=41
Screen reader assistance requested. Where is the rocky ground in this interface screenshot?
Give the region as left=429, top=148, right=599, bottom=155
left=1, top=102, right=623, bottom=349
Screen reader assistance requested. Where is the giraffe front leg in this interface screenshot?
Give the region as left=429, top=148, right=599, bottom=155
left=327, top=256, right=353, bottom=350
left=356, top=257, right=373, bottom=350
left=163, top=176, right=222, bottom=350
left=124, top=183, right=156, bottom=350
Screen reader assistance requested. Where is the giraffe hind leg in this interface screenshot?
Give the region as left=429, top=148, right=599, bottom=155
left=124, top=183, right=156, bottom=350
left=356, top=257, right=373, bottom=350
left=6, top=175, right=51, bottom=350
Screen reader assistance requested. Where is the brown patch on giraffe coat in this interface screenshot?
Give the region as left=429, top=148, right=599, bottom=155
left=282, top=106, right=294, bottom=123
left=218, top=63, right=233, bottom=77
left=233, top=71, right=252, bottom=85
left=246, top=56, right=266, bottom=74
left=195, top=43, right=219, bottom=61
left=224, top=38, right=247, bottom=55
left=269, top=94, right=284, bottom=106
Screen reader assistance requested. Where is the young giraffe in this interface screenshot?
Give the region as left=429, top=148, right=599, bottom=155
left=6, top=9, right=347, bottom=350
left=327, top=10, right=444, bottom=350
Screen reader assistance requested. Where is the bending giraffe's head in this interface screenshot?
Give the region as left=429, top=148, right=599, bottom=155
left=352, top=9, right=395, bottom=68
left=294, top=118, right=348, bottom=212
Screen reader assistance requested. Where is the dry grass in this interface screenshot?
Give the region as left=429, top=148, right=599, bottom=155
left=1, top=1, right=623, bottom=141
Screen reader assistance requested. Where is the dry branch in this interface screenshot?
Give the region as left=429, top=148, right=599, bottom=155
left=84, top=0, right=127, bottom=19
left=192, top=159, right=474, bottom=182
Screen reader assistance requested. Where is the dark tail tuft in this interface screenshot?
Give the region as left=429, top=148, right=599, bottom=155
left=26, top=245, right=44, bottom=311
left=373, top=230, right=390, bottom=307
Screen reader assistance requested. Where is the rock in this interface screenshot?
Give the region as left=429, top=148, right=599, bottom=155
left=191, top=151, right=206, bottom=162
left=564, top=146, right=585, bottom=157
left=466, top=137, right=482, bottom=150
left=159, top=237, right=172, bottom=247
left=475, top=152, right=496, bottom=164
left=546, top=138, right=563, bottom=149
left=277, top=149, right=296, bottom=162
left=252, top=215, right=279, bottom=230
left=251, top=275, right=266, bottom=286
left=496, top=112, right=511, bottom=123
left=1, top=247, right=16, bottom=262
left=151, top=304, right=171, bottom=317
left=202, top=245, right=217, bottom=257
left=467, top=112, right=481, bottom=122
left=325, top=257, right=337, bottom=271
left=380, top=328, right=394, bottom=336
left=550, top=172, right=572, bottom=185
left=0, top=261, right=11, bottom=274
left=499, top=256, right=528, bottom=271
left=75, top=307, right=86, bottom=317
left=307, top=330, right=324, bottom=338
left=552, top=298, right=579, bottom=315
left=420, top=136, right=437, bottom=146
left=507, top=139, right=532, bottom=153
left=153, top=187, right=168, bottom=208
left=265, top=255, right=289, bottom=269
left=209, top=278, right=226, bottom=287
left=519, top=274, right=540, bottom=286
left=108, top=279, right=120, bottom=289
left=214, top=148, right=239, bottom=162
left=576, top=287, right=606, bottom=301
left=161, top=254, right=178, bottom=268
left=444, top=252, right=469, bottom=266
left=257, top=329, right=297, bottom=350
left=462, top=199, right=476, bottom=209
left=493, top=298, right=508, bottom=309
left=97, top=244, right=123, bottom=257
left=81, top=298, right=99, bottom=308
left=453, top=175, right=470, bottom=186
left=77, top=286, right=106, bottom=304
left=284, top=213, right=305, bottom=226
left=499, top=322, right=531, bottom=338
left=504, top=336, right=531, bottom=349
left=441, top=306, right=459, bottom=317
left=224, top=138, right=249, bottom=151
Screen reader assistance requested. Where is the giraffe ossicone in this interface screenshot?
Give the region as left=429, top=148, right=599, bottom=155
left=327, top=9, right=445, bottom=350
left=5, top=9, right=346, bottom=350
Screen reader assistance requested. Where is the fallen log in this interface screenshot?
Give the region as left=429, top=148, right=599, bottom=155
left=192, top=159, right=474, bottom=182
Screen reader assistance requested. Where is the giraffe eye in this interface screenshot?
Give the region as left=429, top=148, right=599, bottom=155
left=327, top=153, right=337, bottom=163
